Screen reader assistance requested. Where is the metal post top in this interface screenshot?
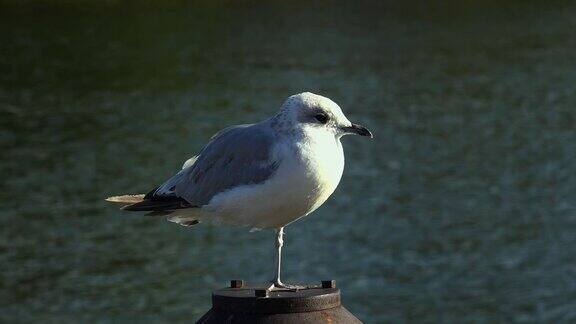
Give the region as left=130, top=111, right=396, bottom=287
left=212, top=281, right=341, bottom=314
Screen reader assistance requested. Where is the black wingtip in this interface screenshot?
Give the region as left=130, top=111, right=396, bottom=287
left=121, top=198, right=192, bottom=212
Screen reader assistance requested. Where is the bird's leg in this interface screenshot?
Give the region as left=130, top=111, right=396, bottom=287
left=273, top=227, right=284, bottom=286
left=267, top=227, right=303, bottom=291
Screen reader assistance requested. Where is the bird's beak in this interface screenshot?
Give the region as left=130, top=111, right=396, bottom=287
left=342, top=123, right=373, bottom=138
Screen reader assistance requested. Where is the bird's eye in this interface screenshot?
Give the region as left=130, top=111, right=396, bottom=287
left=314, top=113, right=329, bottom=124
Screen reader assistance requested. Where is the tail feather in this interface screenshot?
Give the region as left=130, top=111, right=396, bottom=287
left=105, top=194, right=145, bottom=204
left=106, top=193, right=192, bottom=212
left=168, top=215, right=200, bottom=227
left=106, top=193, right=200, bottom=227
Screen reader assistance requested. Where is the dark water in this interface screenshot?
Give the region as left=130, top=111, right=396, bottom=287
left=1, top=1, right=576, bottom=322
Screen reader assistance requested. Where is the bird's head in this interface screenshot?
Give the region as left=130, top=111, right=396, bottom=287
left=277, top=92, right=373, bottom=139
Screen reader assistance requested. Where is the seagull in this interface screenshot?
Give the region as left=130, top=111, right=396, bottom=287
left=106, top=92, right=372, bottom=290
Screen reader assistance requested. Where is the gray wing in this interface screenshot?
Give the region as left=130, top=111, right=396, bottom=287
left=146, top=123, right=280, bottom=208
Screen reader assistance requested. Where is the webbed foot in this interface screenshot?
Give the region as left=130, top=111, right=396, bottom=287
left=266, top=280, right=306, bottom=291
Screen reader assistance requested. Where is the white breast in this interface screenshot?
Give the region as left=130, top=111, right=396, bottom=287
left=292, top=127, right=345, bottom=212
left=202, top=128, right=345, bottom=229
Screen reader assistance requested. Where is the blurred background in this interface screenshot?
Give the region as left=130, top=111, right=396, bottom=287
left=1, top=0, right=576, bottom=322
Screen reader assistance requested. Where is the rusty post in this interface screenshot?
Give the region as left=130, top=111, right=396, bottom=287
left=196, top=280, right=362, bottom=323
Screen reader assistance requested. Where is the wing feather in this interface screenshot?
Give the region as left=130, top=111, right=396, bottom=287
left=145, top=123, right=280, bottom=208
